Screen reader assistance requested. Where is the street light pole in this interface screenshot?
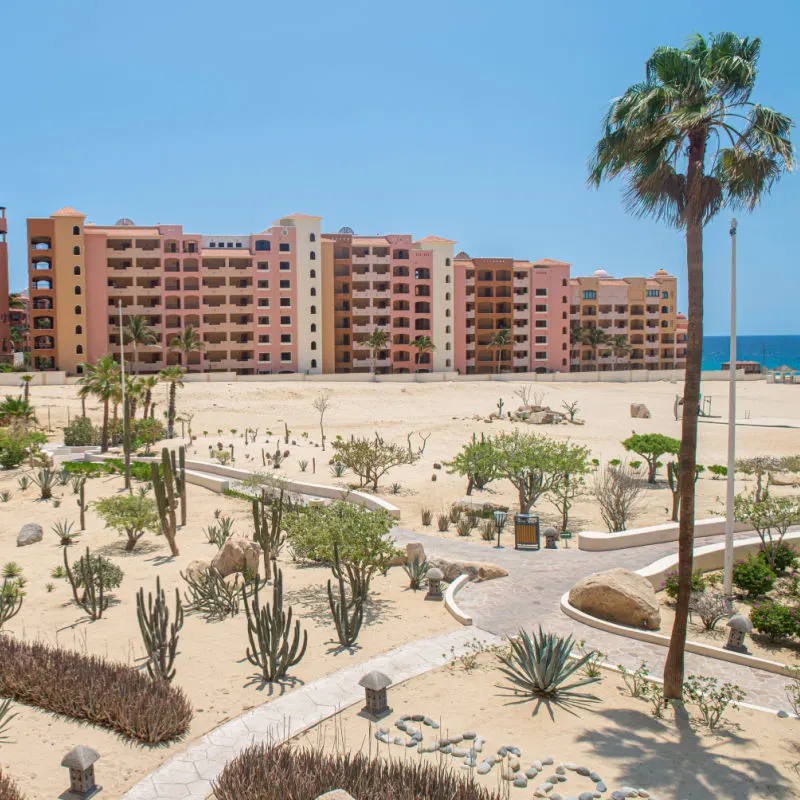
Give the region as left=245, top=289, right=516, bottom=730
left=723, top=218, right=737, bottom=602
left=119, top=300, right=131, bottom=492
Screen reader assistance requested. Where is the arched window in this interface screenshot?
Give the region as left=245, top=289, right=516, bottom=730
left=445, top=258, right=451, bottom=266
left=75, top=325, right=82, bottom=334
left=73, top=265, right=81, bottom=275
left=311, top=358, right=317, bottom=368
left=445, top=308, right=451, bottom=317
left=74, top=285, right=82, bottom=295
left=445, top=342, right=451, bottom=350
left=311, top=341, right=317, bottom=350
left=445, top=325, right=451, bottom=334
left=562, top=295, right=567, bottom=303
left=73, top=245, right=81, bottom=256
left=72, top=225, right=80, bottom=236
left=310, top=251, right=316, bottom=260
left=445, top=274, right=451, bottom=284
left=310, top=323, right=317, bottom=333
left=310, top=288, right=317, bottom=296
left=562, top=311, right=567, bottom=320
left=310, top=269, right=316, bottom=278
left=445, top=292, right=450, bottom=301
left=74, top=305, right=82, bottom=315
left=309, top=233, right=316, bottom=242
left=76, top=344, right=84, bottom=354
left=310, top=305, right=317, bottom=314
left=445, top=358, right=451, bottom=368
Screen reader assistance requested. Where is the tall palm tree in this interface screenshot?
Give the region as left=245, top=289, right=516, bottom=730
left=77, top=355, right=120, bottom=452
left=589, top=32, right=793, bottom=698
left=488, top=328, right=512, bottom=374
left=124, top=315, right=157, bottom=375
left=609, top=333, right=631, bottom=372
left=362, top=328, right=390, bottom=375
left=581, top=327, right=608, bottom=370
left=412, top=335, right=435, bottom=373
left=159, top=366, right=186, bottom=439
left=141, top=374, right=159, bottom=420
left=169, top=324, right=204, bottom=373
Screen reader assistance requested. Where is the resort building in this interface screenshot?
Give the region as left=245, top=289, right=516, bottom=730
left=25, top=207, right=684, bottom=376
left=569, top=269, right=686, bottom=371
left=0, top=207, right=10, bottom=362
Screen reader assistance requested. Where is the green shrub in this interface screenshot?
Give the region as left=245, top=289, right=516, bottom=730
left=662, top=568, right=706, bottom=600
left=68, top=553, right=124, bottom=591
left=708, top=464, right=728, bottom=479
left=733, top=554, right=775, bottom=597
left=63, top=416, right=96, bottom=447
left=0, top=427, right=46, bottom=470
left=760, top=542, right=798, bottom=574
left=750, top=600, right=797, bottom=642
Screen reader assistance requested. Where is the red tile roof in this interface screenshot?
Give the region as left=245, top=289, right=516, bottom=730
left=52, top=206, right=85, bottom=217
left=415, top=235, right=456, bottom=244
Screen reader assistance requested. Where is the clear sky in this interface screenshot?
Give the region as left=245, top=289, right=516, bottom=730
left=3, top=0, right=798, bottom=335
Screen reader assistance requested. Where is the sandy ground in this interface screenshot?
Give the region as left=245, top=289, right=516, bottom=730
left=0, top=475, right=457, bottom=799
left=292, top=654, right=800, bottom=800
left=18, top=378, right=800, bottom=539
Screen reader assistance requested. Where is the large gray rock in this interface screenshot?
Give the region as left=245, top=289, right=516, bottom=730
left=428, top=557, right=508, bottom=583
left=406, top=542, right=426, bottom=565
left=17, top=523, right=43, bottom=547
left=630, top=403, right=651, bottom=419
left=211, top=536, right=261, bottom=577
left=569, top=567, right=661, bottom=630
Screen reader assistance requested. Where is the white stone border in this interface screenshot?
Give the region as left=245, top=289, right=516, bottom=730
left=444, top=574, right=472, bottom=626
left=578, top=517, right=751, bottom=551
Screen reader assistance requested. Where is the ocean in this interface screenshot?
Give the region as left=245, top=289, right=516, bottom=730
left=702, top=335, right=800, bottom=371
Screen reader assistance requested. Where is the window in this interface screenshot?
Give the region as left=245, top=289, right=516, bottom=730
left=562, top=342, right=568, bottom=350
left=258, top=280, right=269, bottom=289
left=445, top=258, right=451, bottom=266
left=562, top=311, right=567, bottom=320
left=310, top=305, right=317, bottom=314
left=309, top=233, right=316, bottom=242
left=562, top=279, right=568, bottom=286
left=279, top=279, right=291, bottom=289
left=445, top=342, right=451, bottom=351
left=535, top=351, right=548, bottom=360
left=582, top=290, right=596, bottom=300
left=535, top=320, right=548, bottom=328
left=72, top=225, right=80, bottom=236
left=209, top=242, right=217, bottom=248
left=227, top=242, right=233, bottom=248
left=73, top=245, right=81, bottom=256
left=646, top=289, right=660, bottom=297
left=445, top=309, right=451, bottom=317
left=661, top=306, right=669, bottom=314
left=310, top=323, right=317, bottom=332
left=281, top=334, right=292, bottom=344
left=562, top=327, right=567, bottom=335
left=279, top=243, right=290, bottom=252
left=280, top=297, right=291, bottom=307
left=258, top=298, right=269, bottom=308
left=310, top=288, right=316, bottom=297
left=74, top=305, right=82, bottom=314
left=310, top=251, right=316, bottom=260
left=562, top=295, right=567, bottom=303
left=311, top=358, right=317, bottom=368
left=662, top=291, right=669, bottom=299
left=311, top=341, right=317, bottom=350
left=76, top=344, right=83, bottom=354
left=280, top=352, right=292, bottom=362
left=255, top=240, right=270, bottom=251
left=75, top=325, right=82, bottom=334
left=310, top=269, right=316, bottom=278
left=259, top=353, right=271, bottom=362
left=535, top=288, right=547, bottom=297
left=535, top=335, right=548, bottom=344
left=257, top=262, right=268, bottom=271
left=280, top=315, right=291, bottom=325
left=535, top=304, right=547, bottom=313
left=74, top=285, right=82, bottom=295
left=445, top=325, right=451, bottom=334
left=235, top=242, right=242, bottom=248
left=445, top=274, right=451, bottom=284
left=73, top=265, right=81, bottom=275
left=445, top=292, right=450, bottom=301
left=258, top=333, right=270, bottom=342
left=445, top=358, right=451, bottom=368
left=279, top=261, right=291, bottom=271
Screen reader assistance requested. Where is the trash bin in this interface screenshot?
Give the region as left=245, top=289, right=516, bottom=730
left=513, top=513, right=540, bottom=550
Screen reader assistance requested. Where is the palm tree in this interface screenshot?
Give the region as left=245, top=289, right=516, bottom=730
left=169, top=324, right=204, bottom=373
left=581, top=327, right=608, bottom=371
left=412, top=335, right=435, bottom=373
left=141, top=375, right=159, bottom=420
left=488, top=328, right=512, bottom=374
left=77, top=355, right=120, bottom=452
left=589, top=32, right=793, bottom=699
left=19, top=374, right=33, bottom=402
left=609, top=333, right=631, bottom=372
left=8, top=293, right=25, bottom=310
left=159, top=366, right=186, bottom=439
left=362, top=328, right=390, bottom=375
left=124, top=315, right=157, bottom=375
left=0, top=396, right=37, bottom=427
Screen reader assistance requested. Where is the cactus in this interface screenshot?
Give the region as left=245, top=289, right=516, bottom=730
left=182, top=567, right=243, bottom=621
left=243, top=561, right=307, bottom=683
left=170, top=446, right=187, bottom=527
left=63, top=546, right=109, bottom=620
left=136, top=576, right=184, bottom=683
left=74, top=477, right=87, bottom=530
left=252, top=489, right=286, bottom=581
left=284, top=422, right=290, bottom=444
left=151, top=448, right=179, bottom=556
left=327, top=543, right=363, bottom=647
left=0, top=578, right=23, bottom=629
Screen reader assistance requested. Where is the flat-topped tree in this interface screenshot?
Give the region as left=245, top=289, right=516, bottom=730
left=94, top=493, right=160, bottom=552
left=622, top=433, right=680, bottom=484
left=590, top=31, right=793, bottom=699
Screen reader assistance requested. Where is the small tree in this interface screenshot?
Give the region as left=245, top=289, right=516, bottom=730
left=332, top=433, right=418, bottom=491
left=736, top=456, right=782, bottom=502
left=445, top=433, right=500, bottom=495
left=666, top=461, right=704, bottom=522
left=622, top=433, right=680, bottom=484
left=548, top=464, right=589, bottom=533
left=94, top=493, right=160, bottom=551
left=561, top=400, right=580, bottom=423
left=592, top=461, right=644, bottom=532
left=312, top=390, right=332, bottom=451
left=733, top=492, right=800, bottom=571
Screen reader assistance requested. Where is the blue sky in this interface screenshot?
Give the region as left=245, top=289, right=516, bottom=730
left=3, top=0, right=798, bottom=335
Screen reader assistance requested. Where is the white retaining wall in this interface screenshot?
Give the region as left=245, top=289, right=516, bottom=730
left=0, top=371, right=67, bottom=386
left=578, top=517, right=751, bottom=551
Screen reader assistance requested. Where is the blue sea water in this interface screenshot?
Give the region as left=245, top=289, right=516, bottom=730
left=702, top=335, right=800, bottom=371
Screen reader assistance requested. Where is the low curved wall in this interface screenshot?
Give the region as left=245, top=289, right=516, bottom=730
left=578, top=517, right=750, bottom=551
left=444, top=574, right=472, bottom=626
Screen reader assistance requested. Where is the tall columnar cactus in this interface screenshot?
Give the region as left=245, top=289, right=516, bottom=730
left=0, top=578, right=23, bottom=629
left=76, top=477, right=87, bottom=531
left=64, top=546, right=109, bottom=620
left=327, top=543, right=363, bottom=648
left=170, top=446, right=187, bottom=527
left=284, top=422, right=290, bottom=445
left=136, top=576, right=184, bottom=682
left=243, top=560, right=307, bottom=683
left=251, top=489, right=286, bottom=581
left=151, top=449, right=179, bottom=556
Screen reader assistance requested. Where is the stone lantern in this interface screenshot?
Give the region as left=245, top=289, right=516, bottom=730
left=543, top=525, right=559, bottom=549
left=61, top=745, right=100, bottom=798
left=725, top=614, right=753, bottom=653
left=425, top=567, right=444, bottom=600
left=358, top=670, right=392, bottom=719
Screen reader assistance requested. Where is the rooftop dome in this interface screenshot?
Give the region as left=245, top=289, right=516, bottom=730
left=592, top=268, right=611, bottom=278
left=338, top=226, right=354, bottom=235
left=115, top=217, right=135, bottom=227
left=454, top=250, right=471, bottom=260
left=653, top=269, right=670, bottom=277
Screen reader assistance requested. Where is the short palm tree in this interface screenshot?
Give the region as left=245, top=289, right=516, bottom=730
left=159, top=366, right=186, bottom=439
left=412, top=335, right=435, bottom=372
left=488, top=328, right=512, bottom=374
left=362, top=328, right=390, bottom=375
left=141, top=374, right=159, bottom=419
left=8, top=293, right=25, bottom=310
left=589, top=32, right=793, bottom=698
left=19, top=374, right=33, bottom=402
left=77, top=355, right=120, bottom=452
left=169, top=324, right=204, bottom=372
left=581, top=327, right=608, bottom=370
left=0, top=396, right=36, bottom=427
left=124, top=315, right=158, bottom=374
left=609, top=333, right=631, bottom=372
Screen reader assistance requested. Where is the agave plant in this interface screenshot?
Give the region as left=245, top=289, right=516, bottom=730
left=498, top=627, right=600, bottom=715
left=403, top=557, right=430, bottom=591
left=51, top=519, right=79, bottom=546
left=31, top=468, right=57, bottom=500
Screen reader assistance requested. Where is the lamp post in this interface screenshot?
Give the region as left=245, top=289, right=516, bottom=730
left=118, top=300, right=131, bottom=493
left=723, top=218, right=737, bottom=604
left=493, top=509, right=507, bottom=548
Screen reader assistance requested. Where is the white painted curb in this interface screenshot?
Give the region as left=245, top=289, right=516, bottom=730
left=444, top=574, right=473, bottom=625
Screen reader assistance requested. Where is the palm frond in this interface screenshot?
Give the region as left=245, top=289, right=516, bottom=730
left=715, top=147, right=784, bottom=210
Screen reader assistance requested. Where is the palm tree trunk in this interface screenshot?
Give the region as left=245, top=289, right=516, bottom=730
left=663, top=131, right=706, bottom=700
left=132, top=342, right=138, bottom=376
left=168, top=382, right=176, bottom=438
left=101, top=397, right=110, bottom=453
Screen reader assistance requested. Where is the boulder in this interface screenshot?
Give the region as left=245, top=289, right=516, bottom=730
left=568, top=568, right=661, bottom=630
left=17, top=523, right=43, bottom=547
left=211, top=536, right=261, bottom=578
left=428, top=557, right=508, bottom=583
left=529, top=411, right=557, bottom=425
left=406, top=542, right=426, bottom=565
left=184, top=560, right=211, bottom=581
left=315, top=793, right=356, bottom=800
left=630, top=403, right=651, bottom=419
left=453, top=498, right=509, bottom=515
